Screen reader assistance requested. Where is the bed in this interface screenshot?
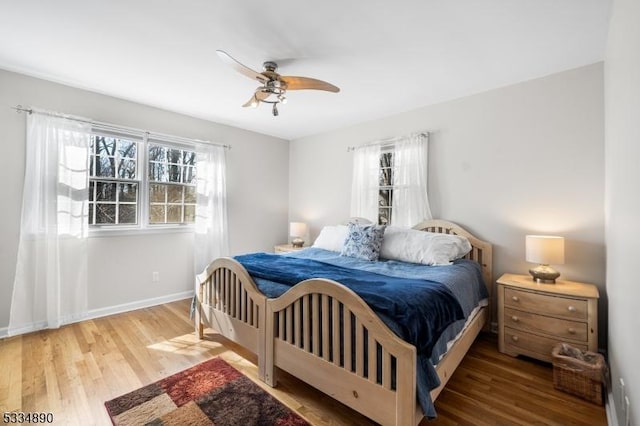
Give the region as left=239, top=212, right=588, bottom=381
left=195, top=219, right=492, bottom=425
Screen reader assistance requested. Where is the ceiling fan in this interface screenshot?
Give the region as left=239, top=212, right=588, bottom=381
left=216, top=50, right=340, bottom=116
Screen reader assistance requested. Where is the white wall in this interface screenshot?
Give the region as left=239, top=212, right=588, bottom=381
left=0, top=69, right=289, bottom=330
left=605, top=0, right=640, bottom=423
left=290, top=64, right=606, bottom=345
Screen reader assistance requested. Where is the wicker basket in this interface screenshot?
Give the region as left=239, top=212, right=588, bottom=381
left=551, top=343, right=605, bottom=405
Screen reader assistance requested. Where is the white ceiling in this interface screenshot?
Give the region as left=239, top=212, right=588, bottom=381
left=0, top=1, right=611, bottom=140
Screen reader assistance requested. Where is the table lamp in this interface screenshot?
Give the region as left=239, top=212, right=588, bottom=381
left=290, top=222, right=307, bottom=248
left=525, top=235, right=565, bottom=284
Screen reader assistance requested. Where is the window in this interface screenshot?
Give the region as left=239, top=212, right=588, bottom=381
left=88, top=132, right=197, bottom=229
left=378, top=150, right=394, bottom=225
left=351, top=133, right=430, bottom=227
left=148, top=144, right=197, bottom=224
left=89, top=134, right=140, bottom=225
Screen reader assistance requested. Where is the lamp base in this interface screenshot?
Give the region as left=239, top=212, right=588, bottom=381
left=291, top=238, right=304, bottom=248
left=529, top=264, right=560, bottom=284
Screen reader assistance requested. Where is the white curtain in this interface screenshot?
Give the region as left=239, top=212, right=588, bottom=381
left=194, top=144, right=229, bottom=276
left=392, top=133, right=432, bottom=227
left=350, top=144, right=381, bottom=223
left=9, top=112, right=92, bottom=335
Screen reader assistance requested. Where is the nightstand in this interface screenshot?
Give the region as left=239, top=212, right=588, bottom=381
left=497, top=273, right=598, bottom=363
left=274, top=244, right=306, bottom=253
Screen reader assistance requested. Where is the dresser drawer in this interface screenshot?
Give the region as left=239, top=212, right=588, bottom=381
left=504, top=307, right=588, bottom=342
left=504, top=287, right=587, bottom=321
left=504, top=327, right=588, bottom=362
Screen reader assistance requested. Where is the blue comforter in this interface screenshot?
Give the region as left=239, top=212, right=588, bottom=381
left=234, top=248, right=488, bottom=418
left=235, top=252, right=464, bottom=358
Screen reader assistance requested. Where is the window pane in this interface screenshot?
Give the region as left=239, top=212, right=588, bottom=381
left=183, top=166, right=196, bottom=184
left=184, top=186, right=196, bottom=203
left=149, top=205, right=165, bottom=223
left=167, top=185, right=183, bottom=203
left=149, top=145, right=166, bottom=162
left=119, top=183, right=137, bottom=202
left=117, top=159, right=136, bottom=179
left=118, top=139, right=137, bottom=158
left=167, top=205, right=182, bottom=223
left=379, top=208, right=391, bottom=226
left=168, top=149, right=182, bottom=164
left=168, top=164, right=181, bottom=182
left=379, top=168, right=393, bottom=186
left=184, top=205, right=195, bottom=223
left=379, top=190, right=392, bottom=207
left=90, top=155, right=94, bottom=176
left=89, top=181, right=94, bottom=202
left=89, top=202, right=95, bottom=225
left=149, top=163, right=167, bottom=182
left=96, top=204, right=116, bottom=224
left=118, top=205, right=137, bottom=224
left=183, top=151, right=196, bottom=166
left=95, top=156, right=115, bottom=177
left=96, top=182, right=117, bottom=201
left=380, top=152, right=393, bottom=168
left=95, top=136, right=116, bottom=156
left=149, top=184, right=166, bottom=203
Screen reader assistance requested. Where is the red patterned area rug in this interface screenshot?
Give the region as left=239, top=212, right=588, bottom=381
left=105, top=357, right=309, bottom=425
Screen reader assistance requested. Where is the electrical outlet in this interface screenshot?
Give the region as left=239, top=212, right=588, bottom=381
left=152, top=271, right=160, bottom=282
left=625, top=396, right=631, bottom=426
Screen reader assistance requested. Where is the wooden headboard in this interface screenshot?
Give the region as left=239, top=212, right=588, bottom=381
left=413, top=219, right=493, bottom=299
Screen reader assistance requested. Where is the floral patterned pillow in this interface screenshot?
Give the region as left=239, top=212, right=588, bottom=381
left=340, top=223, right=386, bottom=261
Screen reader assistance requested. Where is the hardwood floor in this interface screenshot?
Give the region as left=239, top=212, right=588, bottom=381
left=0, top=299, right=607, bottom=425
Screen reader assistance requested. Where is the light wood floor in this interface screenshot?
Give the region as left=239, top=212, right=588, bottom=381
left=0, top=299, right=607, bottom=425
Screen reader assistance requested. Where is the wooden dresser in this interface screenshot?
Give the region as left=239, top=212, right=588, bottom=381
left=497, top=273, right=599, bottom=363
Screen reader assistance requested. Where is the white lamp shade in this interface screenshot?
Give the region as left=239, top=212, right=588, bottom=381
left=289, top=222, right=307, bottom=238
left=525, top=235, right=565, bottom=265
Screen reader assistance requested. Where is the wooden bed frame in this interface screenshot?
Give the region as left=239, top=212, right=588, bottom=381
left=195, top=219, right=492, bottom=426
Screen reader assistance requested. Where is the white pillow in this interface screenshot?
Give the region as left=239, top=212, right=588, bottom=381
left=312, top=225, right=349, bottom=252
left=380, top=226, right=472, bottom=265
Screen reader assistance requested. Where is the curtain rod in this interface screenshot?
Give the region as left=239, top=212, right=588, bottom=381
left=346, top=131, right=429, bottom=152
left=10, top=105, right=231, bottom=150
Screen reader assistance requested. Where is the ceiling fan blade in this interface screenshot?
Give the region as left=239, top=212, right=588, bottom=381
left=241, top=89, right=272, bottom=107
left=255, top=90, right=271, bottom=101
left=216, top=50, right=268, bottom=84
left=281, top=76, right=340, bottom=93
left=242, top=96, right=258, bottom=108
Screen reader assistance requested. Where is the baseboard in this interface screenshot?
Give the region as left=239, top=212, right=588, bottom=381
left=0, top=290, right=194, bottom=339
left=88, top=290, right=194, bottom=320
left=606, top=389, right=619, bottom=426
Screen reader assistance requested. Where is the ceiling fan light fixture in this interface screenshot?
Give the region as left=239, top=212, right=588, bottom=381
left=217, top=50, right=339, bottom=117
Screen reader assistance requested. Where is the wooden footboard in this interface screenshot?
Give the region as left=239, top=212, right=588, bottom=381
left=195, top=257, right=266, bottom=379
left=265, top=279, right=417, bottom=426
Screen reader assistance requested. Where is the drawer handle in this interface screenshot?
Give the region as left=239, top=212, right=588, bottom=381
left=567, top=306, right=577, bottom=313
left=511, top=315, right=519, bottom=322
left=511, top=335, right=519, bottom=342
left=568, top=328, right=576, bottom=334
left=511, top=296, right=520, bottom=302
